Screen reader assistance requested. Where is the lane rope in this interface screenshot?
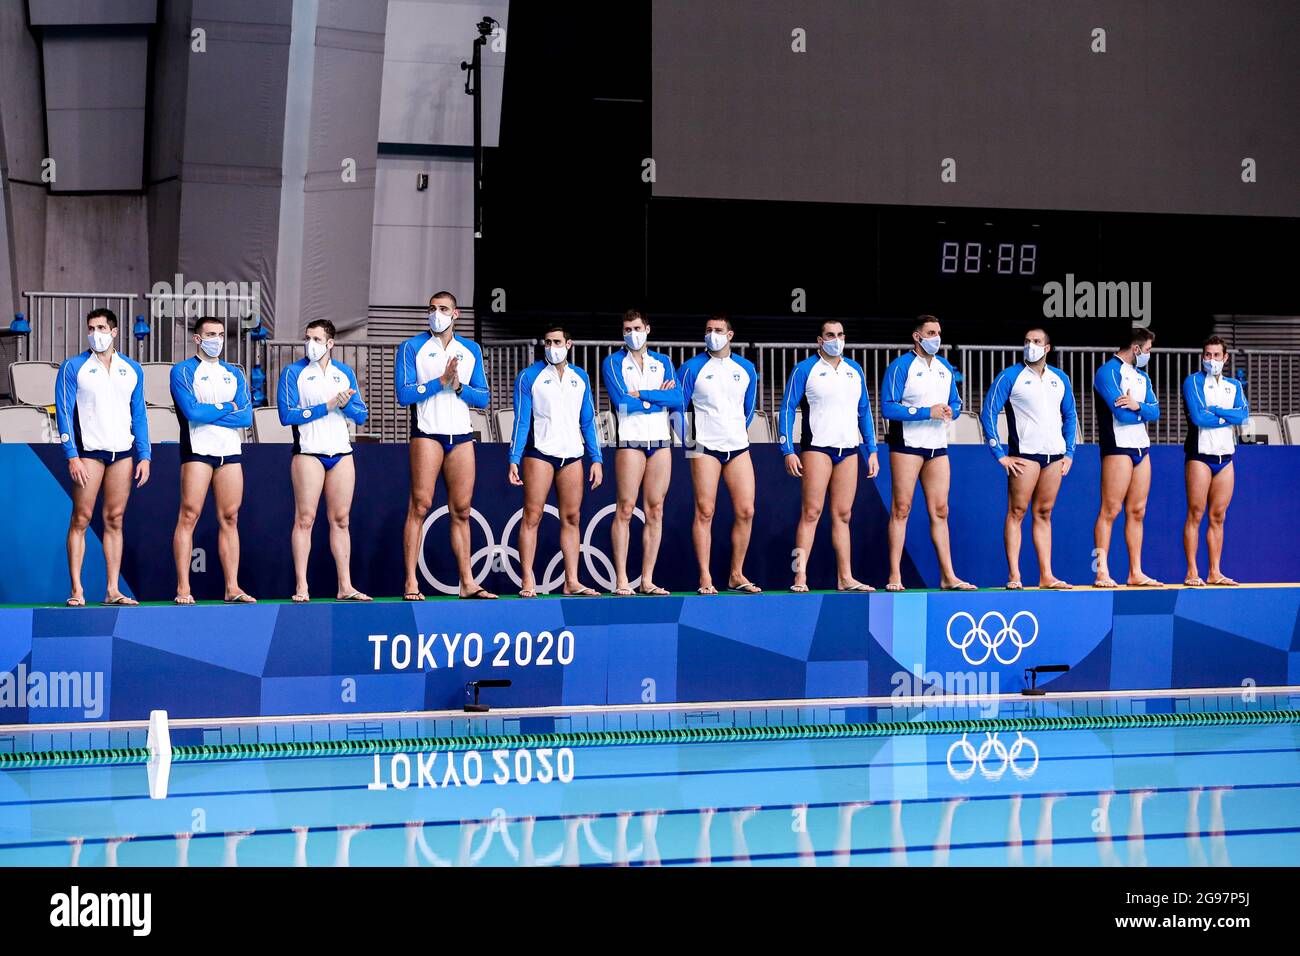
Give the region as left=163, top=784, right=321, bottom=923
left=2, top=707, right=1296, bottom=769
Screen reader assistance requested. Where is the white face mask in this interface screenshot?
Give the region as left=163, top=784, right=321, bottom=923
left=545, top=344, right=568, bottom=365
left=88, top=330, right=113, bottom=353
left=1203, top=358, right=1224, bottom=377
left=919, top=335, right=941, bottom=355
left=821, top=337, right=844, bottom=357
left=1135, top=349, right=1150, bottom=369
left=624, top=329, right=648, bottom=352
left=199, top=336, right=224, bottom=358
left=1024, top=342, right=1046, bottom=364
left=306, top=339, right=328, bottom=363
left=428, top=309, right=454, bottom=334
left=705, top=330, right=729, bottom=352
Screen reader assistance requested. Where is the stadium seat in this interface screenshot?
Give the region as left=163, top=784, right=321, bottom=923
left=468, top=407, right=493, bottom=442
left=253, top=406, right=294, bottom=443
left=146, top=406, right=180, bottom=443
left=1284, top=413, right=1300, bottom=445
left=950, top=411, right=983, bottom=444
left=748, top=409, right=772, bottom=443
left=7, top=361, right=58, bottom=407
left=141, top=363, right=174, bottom=408
left=0, top=405, right=55, bottom=443
left=494, top=407, right=515, bottom=446
left=1240, top=413, right=1283, bottom=446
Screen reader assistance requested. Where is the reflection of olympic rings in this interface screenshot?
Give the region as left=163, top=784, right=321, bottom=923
left=946, top=732, right=1039, bottom=782
left=418, top=505, right=646, bottom=594
left=946, top=610, right=1039, bottom=666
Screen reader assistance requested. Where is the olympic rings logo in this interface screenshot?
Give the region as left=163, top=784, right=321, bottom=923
left=418, top=505, right=644, bottom=595
left=946, top=732, right=1039, bottom=781
left=945, top=610, right=1039, bottom=666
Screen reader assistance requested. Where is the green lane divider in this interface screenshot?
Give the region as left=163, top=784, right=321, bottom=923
left=3, top=707, right=1297, bottom=769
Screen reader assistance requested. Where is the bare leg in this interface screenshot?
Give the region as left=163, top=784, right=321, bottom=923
left=99, top=456, right=135, bottom=601
left=519, top=456, right=556, bottom=593
left=290, top=455, right=326, bottom=599
left=1004, top=461, right=1040, bottom=586
left=402, top=438, right=443, bottom=596
left=611, top=448, right=647, bottom=591
left=721, top=452, right=757, bottom=587
left=1094, top=455, right=1133, bottom=585
left=792, top=450, right=832, bottom=589
left=1206, top=464, right=1235, bottom=580
left=919, top=456, right=965, bottom=587
left=640, top=449, right=672, bottom=589
left=554, top=459, right=588, bottom=592
left=443, top=441, right=489, bottom=595
left=212, top=463, right=248, bottom=599
left=173, top=461, right=213, bottom=600
left=1183, top=460, right=1210, bottom=582
left=828, top=456, right=863, bottom=589
left=323, top=456, right=363, bottom=597
left=66, top=459, right=106, bottom=603
left=1030, top=460, right=1065, bottom=585
left=1123, top=457, right=1153, bottom=584
left=887, top=453, right=924, bottom=587
left=689, top=454, right=723, bottom=591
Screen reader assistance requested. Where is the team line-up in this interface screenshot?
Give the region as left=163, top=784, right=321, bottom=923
left=51, top=294, right=1246, bottom=606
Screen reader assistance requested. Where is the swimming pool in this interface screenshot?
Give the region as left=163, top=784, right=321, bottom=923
left=2, top=695, right=1297, bottom=867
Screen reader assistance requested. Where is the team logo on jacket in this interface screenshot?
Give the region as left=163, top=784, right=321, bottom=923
left=733, top=373, right=742, bottom=382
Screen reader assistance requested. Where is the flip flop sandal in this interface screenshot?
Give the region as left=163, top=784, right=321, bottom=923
left=1183, top=577, right=1205, bottom=587
left=518, top=589, right=538, bottom=599
left=727, top=583, right=762, bottom=594
left=102, top=596, right=138, bottom=606
left=1005, top=581, right=1024, bottom=590
left=790, top=584, right=810, bottom=593
left=1093, top=578, right=1120, bottom=589
left=291, top=594, right=310, bottom=603
left=403, top=592, right=425, bottom=601
left=1206, top=577, right=1239, bottom=586
left=1041, top=580, right=1073, bottom=590
left=611, top=587, right=636, bottom=597
left=174, top=595, right=197, bottom=605
left=697, top=586, right=718, bottom=595
left=637, top=585, right=671, bottom=596
left=838, top=584, right=875, bottom=592
left=337, top=592, right=372, bottom=602
left=224, top=593, right=256, bottom=604
left=563, top=587, right=600, bottom=597
left=1128, top=578, right=1164, bottom=588
left=941, top=582, right=978, bottom=591
left=885, top=583, right=906, bottom=592
left=460, top=589, right=498, bottom=599
left=65, top=597, right=85, bottom=607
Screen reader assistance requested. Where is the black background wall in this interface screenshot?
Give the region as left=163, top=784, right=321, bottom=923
left=480, top=1, right=1299, bottom=347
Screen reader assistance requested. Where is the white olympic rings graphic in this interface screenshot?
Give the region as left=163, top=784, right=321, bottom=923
left=945, top=610, right=1039, bottom=666
left=946, top=732, right=1039, bottom=782
left=418, top=504, right=645, bottom=595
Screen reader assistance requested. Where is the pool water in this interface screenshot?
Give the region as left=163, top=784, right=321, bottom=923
left=1, top=716, right=1296, bottom=866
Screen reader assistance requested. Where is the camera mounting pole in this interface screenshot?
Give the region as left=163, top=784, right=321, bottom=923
left=461, top=17, right=496, bottom=343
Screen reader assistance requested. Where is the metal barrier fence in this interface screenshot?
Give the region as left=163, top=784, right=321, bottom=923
left=20, top=290, right=259, bottom=369
left=20, top=292, right=140, bottom=362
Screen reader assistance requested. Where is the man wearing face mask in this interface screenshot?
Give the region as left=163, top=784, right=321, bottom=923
left=778, top=319, right=880, bottom=592
left=1181, top=336, right=1247, bottom=587
left=677, top=314, right=762, bottom=595
left=1092, top=328, right=1161, bottom=587
left=601, top=309, right=683, bottom=596
left=879, top=315, right=974, bottom=591
left=396, top=291, right=493, bottom=600
left=980, top=328, right=1078, bottom=590
left=170, top=317, right=255, bottom=604
left=55, top=308, right=151, bottom=607
left=277, top=319, right=370, bottom=602
left=508, top=326, right=604, bottom=597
